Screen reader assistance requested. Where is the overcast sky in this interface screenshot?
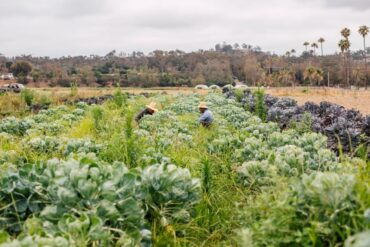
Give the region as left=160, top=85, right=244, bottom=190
left=0, top=0, right=369, bottom=57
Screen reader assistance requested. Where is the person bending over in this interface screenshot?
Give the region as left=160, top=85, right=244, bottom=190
left=198, top=102, right=213, bottom=127
left=135, top=102, right=158, bottom=122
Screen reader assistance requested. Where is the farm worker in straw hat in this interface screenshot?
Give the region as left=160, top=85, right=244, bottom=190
left=135, top=102, right=158, bottom=122
left=198, top=101, right=214, bottom=127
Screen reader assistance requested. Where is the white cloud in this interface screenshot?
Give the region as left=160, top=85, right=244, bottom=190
left=324, top=0, right=370, bottom=10
left=0, top=0, right=369, bottom=57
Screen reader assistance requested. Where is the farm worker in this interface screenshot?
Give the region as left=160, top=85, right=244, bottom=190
left=135, top=102, right=158, bottom=122
left=198, top=102, right=214, bottom=127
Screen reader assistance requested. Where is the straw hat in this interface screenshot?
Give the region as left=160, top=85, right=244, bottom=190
left=198, top=102, right=208, bottom=109
left=146, top=102, right=158, bottom=112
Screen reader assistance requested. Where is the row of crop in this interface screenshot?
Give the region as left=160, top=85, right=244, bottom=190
left=236, top=169, right=370, bottom=246
left=0, top=154, right=200, bottom=246
left=0, top=102, right=88, bottom=136
left=0, top=137, right=102, bottom=166
left=202, top=91, right=369, bottom=246
left=224, top=88, right=370, bottom=155
left=161, top=93, right=370, bottom=246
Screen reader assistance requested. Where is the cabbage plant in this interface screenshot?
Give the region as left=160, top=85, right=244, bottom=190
left=140, top=163, right=201, bottom=226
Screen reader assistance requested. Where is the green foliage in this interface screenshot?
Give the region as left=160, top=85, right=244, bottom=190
left=236, top=160, right=276, bottom=192
left=237, top=170, right=369, bottom=246
left=253, top=89, right=267, bottom=122
left=91, top=106, right=103, bottom=131
left=124, top=110, right=137, bottom=167
left=0, top=105, right=85, bottom=136
left=0, top=153, right=201, bottom=246
left=38, top=94, right=52, bottom=107
left=141, top=163, right=201, bottom=226
left=0, top=92, right=368, bottom=247
left=10, top=61, right=32, bottom=78
left=0, top=117, right=34, bottom=135
left=290, top=111, right=313, bottom=134
left=201, top=158, right=212, bottom=195
left=235, top=89, right=244, bottom=102
left=112, top=88, right=127, bottom=108
left=21, top=89, right=35, bottom=107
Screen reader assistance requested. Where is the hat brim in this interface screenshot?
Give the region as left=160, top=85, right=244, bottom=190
left=198, top=105, right=208, bottom=109
left=147, top=106, right=158, bottom=112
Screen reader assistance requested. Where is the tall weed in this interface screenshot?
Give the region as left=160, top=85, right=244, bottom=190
left=112, top=89, right=127, bottom=108
left=91, top=106, right=104, bottom=131
left=254, top=89, right=267, bottom=121
left=21, top=89, right=35, bottom=107
left=69, top=80, right=78, bottom=97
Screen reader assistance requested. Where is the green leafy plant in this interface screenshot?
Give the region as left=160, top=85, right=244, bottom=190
left=21, top=89, right=35, bottom=107
left=141, top=163, right=201, bottom=227
left=253, top=89, right=267, bottom=122
left=112, top=89, right=127, bottom=108
left=0, top=91, right=368, bottom=247
left=91, top=106, right=104, bottom=131
left=290, top=111, right=313, bottom=134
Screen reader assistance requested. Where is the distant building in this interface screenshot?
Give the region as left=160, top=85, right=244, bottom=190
left=0, top=73, right=14, bottom=80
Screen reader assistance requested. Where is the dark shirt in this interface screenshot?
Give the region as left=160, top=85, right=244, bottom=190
left=135, top=108, right=153, bottom=122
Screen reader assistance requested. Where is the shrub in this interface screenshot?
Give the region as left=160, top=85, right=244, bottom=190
left=21, top=89, right=35, bottom=107
left=38, top=94, right=52, bottom=107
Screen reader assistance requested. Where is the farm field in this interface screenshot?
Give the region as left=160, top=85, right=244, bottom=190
left=0, top=89, right=369, bottom=246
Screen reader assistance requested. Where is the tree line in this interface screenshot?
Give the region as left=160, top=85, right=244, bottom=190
left=0, top=26, right=368, bottom=88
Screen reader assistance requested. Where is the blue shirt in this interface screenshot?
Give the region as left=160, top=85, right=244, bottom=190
left=199, top=109, right=214, bottom=126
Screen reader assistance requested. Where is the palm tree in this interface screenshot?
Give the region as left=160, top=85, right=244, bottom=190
left=341, top=28, right=351, bottom=39
left=291, top=49, right=296, bottom=56
left=311, top=43, right=318, bottom=55
left=303, top=42, right=310, bottom=52
left=338, top=39, right=351, bottom=87
left=338, top=39, right=350, bottom=54
left=316, top=68, right=324, bottom=86
left=340, top=28, right=352, bottom=87
left=318, top=38, right=325, bottom=56
left=285, top=51, right=291, bottom=58
left=278, top=69, right=295, bottom=87
left=304, top=66, right=324, bottom=86
left=359, top=25, right=369, bottom=88
left=353, top=68, right=365, bottom=88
